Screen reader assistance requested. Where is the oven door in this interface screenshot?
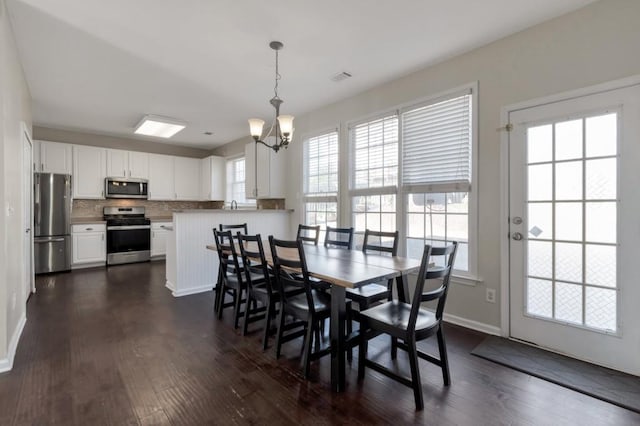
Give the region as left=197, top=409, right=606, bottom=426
left=107, top=226, right=151, bottom=253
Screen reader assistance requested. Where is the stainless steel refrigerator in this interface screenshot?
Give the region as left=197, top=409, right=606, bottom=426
left=34, top=173, right=72, bottom=274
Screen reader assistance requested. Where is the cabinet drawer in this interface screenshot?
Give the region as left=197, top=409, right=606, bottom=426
left=72, top=223, right=106, bottom=233
left=151, top=222, right=172, bottom=230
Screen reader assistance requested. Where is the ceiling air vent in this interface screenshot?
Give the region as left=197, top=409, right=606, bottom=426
left=331, top=72, right=352, bottom=82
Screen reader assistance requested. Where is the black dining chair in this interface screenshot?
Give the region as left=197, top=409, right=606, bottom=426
left=346, top=229, right=399, bottom=315
left=213, top=224, right=247, bottom=311
left=213, top=229, right=265, bottom=329
left=357, top=242, right=458, bottom=410
left=238, top=233, right=304, bottom=350
left=324, top=226, right=354, bottom=250
left=297, top=224, right=320, bottom=245
left=269, top=236, right=336, bottom=378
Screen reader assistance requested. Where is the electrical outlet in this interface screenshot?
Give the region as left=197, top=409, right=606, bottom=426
left=486, top=288, right=496, bottom=303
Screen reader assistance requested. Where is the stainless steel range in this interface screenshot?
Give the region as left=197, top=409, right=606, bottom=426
left=104, top=207, right=151, bottom=265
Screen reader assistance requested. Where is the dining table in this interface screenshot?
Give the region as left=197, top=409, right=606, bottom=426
left=206, top=241, right=422, bottom=392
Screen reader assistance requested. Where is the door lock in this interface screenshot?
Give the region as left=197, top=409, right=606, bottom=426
left=512, top=232, right=523, bottom=241
left=512, top=217, right=523, bottom=225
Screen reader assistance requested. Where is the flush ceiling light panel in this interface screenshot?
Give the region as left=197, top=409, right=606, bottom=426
left=134, top=115, right=186, bottom=138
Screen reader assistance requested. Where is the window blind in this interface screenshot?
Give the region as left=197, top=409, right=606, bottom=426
left=304, top=131, right=339, bottom=198
left=401, top=92, right=472, bottom=191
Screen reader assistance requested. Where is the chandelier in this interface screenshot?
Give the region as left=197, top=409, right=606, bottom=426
left=248, top=41, right=294, bottom=153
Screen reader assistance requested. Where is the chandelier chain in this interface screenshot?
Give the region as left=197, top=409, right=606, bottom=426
left=274, top=49, right=281, bottom=99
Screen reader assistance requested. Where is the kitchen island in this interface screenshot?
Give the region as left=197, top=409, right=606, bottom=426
left=165, top=209, right=294, bottom=297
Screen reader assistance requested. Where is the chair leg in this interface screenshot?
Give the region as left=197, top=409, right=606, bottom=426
left=314, top=325, right=321, bottom=353
left=262, top=299, right=274, bottom=351
left=242, top=290, right=252, bottom=336
left=216, top=282, right=226, bottom=319
left=347, top=309, right=354, bottom=363
left=358, top=332, right=368, bottom=381
left=233, top=288, right=243, bottom=329
left=214, top=268, right=222, bottom=312
left=437, top=327, right=451, bottom=386
left=301, top=319, right=315, bottom=379
left=407, top=339, right=424, bottom=411
left=391, top=337, right=398, bottom=360
left=274, top=307, right=286, bottom=359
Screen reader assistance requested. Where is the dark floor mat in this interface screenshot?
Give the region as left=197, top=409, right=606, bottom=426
left=471, top=335, right=640, bottom=414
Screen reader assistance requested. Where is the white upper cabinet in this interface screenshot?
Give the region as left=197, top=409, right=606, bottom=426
left=106, top=149, right=149, bottom=179
left=128, top=151, right=149, bottom=179
left=148, top=154, right=175, bottom=200
left=174, top=157, right=201, bottom=200
left=36, top=140, right=73, bottom=174
left=200, top=155, right=225, bottom=201
left=106, top=149, right=128, bottom=178
left=245, top=140, right=285, bottom=199
left=73, top=145, right=107, bottom=199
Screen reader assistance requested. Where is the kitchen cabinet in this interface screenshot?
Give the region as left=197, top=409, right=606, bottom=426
left=71, top=223, right=106, bottom=265
left=148, top=154, right=175, bottom=200
left=35, top=140, right=73, bottom=174
left=245, top=140, right=285, bottom=199
left=151, top=222, right=172, bottom=257
left=200, top=155, right=225, bottom=200
left=174, top=157, right=201, bottom=200
left=106, top=149, right=149, bottom=179
left=73, top=145, right=107, bottom=199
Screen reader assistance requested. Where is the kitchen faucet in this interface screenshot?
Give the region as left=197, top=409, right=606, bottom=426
left=231, top=200, right=238, bottom=210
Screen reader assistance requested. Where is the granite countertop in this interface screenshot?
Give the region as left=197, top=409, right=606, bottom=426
left=173, top=209, right=294, bottom=214
left=147, top=216, right=173, bottom=222
left=71, top=217, right=106, bottom=224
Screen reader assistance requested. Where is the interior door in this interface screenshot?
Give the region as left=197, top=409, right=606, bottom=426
left=508, top=84, right=640, bottom=375
left=22, top=128, right=34, bottom=297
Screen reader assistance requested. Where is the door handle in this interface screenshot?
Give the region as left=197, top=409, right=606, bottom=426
left=512, top=232, right=523, bottom=241
left=35, top=238, right=65, bottom=243
left=25, top=228, right=30, bottom=233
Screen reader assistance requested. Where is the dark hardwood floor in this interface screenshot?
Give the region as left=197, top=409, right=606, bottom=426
left=1, top=261, right=638, bottom=425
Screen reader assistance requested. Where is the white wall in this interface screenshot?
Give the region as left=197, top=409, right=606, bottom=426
left=216, top=0, right=640, bottom=329
left=0, top=0, right=32, bottom=366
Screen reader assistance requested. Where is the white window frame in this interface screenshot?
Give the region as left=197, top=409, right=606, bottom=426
left=347, top=82, right=479, bottom=281
left=302, top=128, right=340, bottom=230
left=225, top=155, right=255, bottom=206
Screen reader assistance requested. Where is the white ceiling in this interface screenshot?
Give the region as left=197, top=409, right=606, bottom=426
left=7, top=0, right=597, bottom=149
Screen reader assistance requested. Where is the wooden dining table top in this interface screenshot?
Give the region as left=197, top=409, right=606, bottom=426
left=206, top=243, right=421, bottom=289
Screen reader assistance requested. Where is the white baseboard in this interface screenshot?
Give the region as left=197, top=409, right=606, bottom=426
left=166, top=281, right=213, bottom=297
left=442, top=312, right=502, bottom=336
left=0, top=313, right=27, bottom=373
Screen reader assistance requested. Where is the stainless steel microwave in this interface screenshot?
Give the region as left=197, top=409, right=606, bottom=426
left=105, top=177, right=148, bottom=199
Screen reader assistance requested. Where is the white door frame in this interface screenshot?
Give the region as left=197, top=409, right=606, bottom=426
left=499, top=74, right=640, bottom=336
left=21, top=121, right=35, bottom=296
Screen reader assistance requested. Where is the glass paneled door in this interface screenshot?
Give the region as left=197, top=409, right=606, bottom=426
left=508, top=84, right=640, bottom=375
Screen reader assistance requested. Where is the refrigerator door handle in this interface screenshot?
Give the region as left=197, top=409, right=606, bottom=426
left=34, top=237, right=66, bottom=243
left=34, top=173, right=41, bottom=232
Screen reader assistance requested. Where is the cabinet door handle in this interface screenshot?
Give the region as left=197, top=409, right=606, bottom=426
left=102, top=234, right=104, bottom=241
left=123, top=169, right=126, bottom=177
left=86, top=227, right=93, bottom=231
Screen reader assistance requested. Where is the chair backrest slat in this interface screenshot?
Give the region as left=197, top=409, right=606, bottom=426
left=219, top=223, right=248, bottom=243
left=362, top=229, right=399, bottom=256
left=213, top=229, right=242, bottom=279
left=297, top=224, right=320, bottom=245
left=324, top=226, right=354, bottom=250
left=237, top=233, right=272, bottom=295
left=269, top=236, right=317, bottom=314
left=409, top=242, right=458, bottom=330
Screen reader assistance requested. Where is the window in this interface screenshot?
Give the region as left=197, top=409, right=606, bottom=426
left=303, top=131, right=339, bottom=229
left=350, top=116, right=398, bottom=242
left=226, top=157, right=254, bottom=205
left=348, top=87, right=476, bottom=274
left=402, top=90, right=473, bottom=272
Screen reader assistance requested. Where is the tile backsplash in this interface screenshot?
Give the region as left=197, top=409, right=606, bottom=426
left=71, top=198, right=287, bottom=218
left=72, top=199, right=223, bottom=218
